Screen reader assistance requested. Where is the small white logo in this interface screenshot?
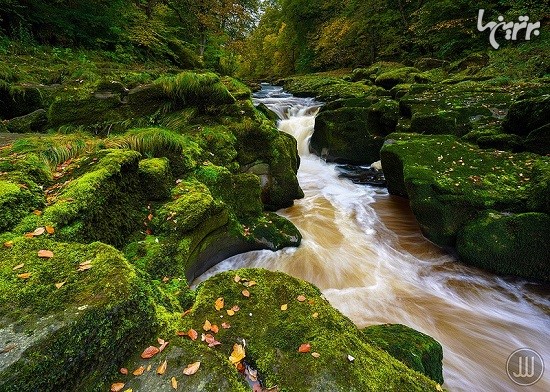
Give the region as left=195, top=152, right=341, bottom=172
left=477, top=9, right=541, bottom=49
left=506, top=348, right=544, bottom=386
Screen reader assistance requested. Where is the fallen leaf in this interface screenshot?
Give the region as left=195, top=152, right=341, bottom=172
left=110, top=382, right=125, bottom=392
left=123, top=389, right=132, bottom=392
left=436, top=385, right=443, bottom=392
left=24, top=233, right=35, bottom=238
left=187, top=328, right=198, bottom=341
left=210, top=324, right=219, bottom=334
left=157, top=360, right=167, bottom=375
left=203, top=319, right=212, bottom=331
left=171, top=377, right=178, bottom=389
left=33, top=210, right=42, bottom=216
left=55, top=282, right=65, bottom=289
left=280, top=304, right=288, bottom=311
left=157, top=338, right=165, bottom=345
left=162, top=276, right=170, bottom=283
left=159, top=340, right=169, bottom=352
left=12, top=263, right=24, bottom=270
left=298, top=343, right=311, bottom=353
left=312, top=312, right=319, bottom=318
left=311, top=352, right=321, bottom=358
left=119, top=368, right=128, bottom=375
left=231, top=305, right=240, bottom=312
left=45, top=226, right=55, bottom=234
left=221, top=322, right=231, bottom=329
left=147, top=364, right=151, bottom=372
left=226, top=309, right=235, bottom=316
left=247, top=280, right=257, bottom=287
left=202, top=334, right=221, bottom=347
left=183, top=361, right=200, bottom=375
left=1, top=343, right=16, bottom=353
left=17, top=272, right=31, bottom=279
left=3, top=241, right=13, bottom=248
left=242, top=289, right=250, bottom=298
left=234, top=275, right=241, bottom=283
left=141, top=346, right=160, bottom=359
left=132, top=366, right=145, bottom=376
left=214, top=297, right=224, bottom=311
left=77, top=260, right=92, bottom=271
left=347, top=354, right=355, bottom=362
left=37, top=249, right=54, bottom=258
left=147, top=213, right=153, bottom=221
left=229, top=343, right=246, bottom=365
left=297, top=295, right=306, bottom=302
left=182, top=308, right=192, bottom=317
left=33, top=227, right=45, bottom=236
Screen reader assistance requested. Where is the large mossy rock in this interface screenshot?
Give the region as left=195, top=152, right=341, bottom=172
left=5, top=109, right=48, bottom=133
left=0, top=179, right=44, bottom=232
left=311, top=98, right=398, bottom=164
left=0, top=239, right=160, bottom=392
left=283, top=74, right=385, bottom=101
left=375, top=67, right=420, bottom=90
left=502, top=95, right=550, bottom=136
left=362, top=324, right=444, bottom=385
left=0, top=84, right=42, bottom=120
left=115, top=269, right=442, bottom=392
left=457, top=211, right=550, bottom=281
left=381, top=133, right=550, bottom=280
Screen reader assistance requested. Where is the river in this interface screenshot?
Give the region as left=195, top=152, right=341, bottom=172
left=195, top=85, right=550, bottom=391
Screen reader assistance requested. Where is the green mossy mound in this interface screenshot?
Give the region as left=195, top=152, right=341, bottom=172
left=5, top=109, right=48, bottom=133
left=0, top=84, right=42, bottom=120
left=502, top=95, right=550, bottom=137
left=362, top=324, right=444, bottom=385
left=283, top=74, right=384, bottom=101
left=0, top=180, right=44, bottom=232
left=116, top=269, right=442, bottom=392
left=375, top=67, right=420, bottom=90
left=457, top=211, right=550, bottom=281
left=0, top=238, right=159, bottom=392
left=139, top=157, right=173, bottom=201
left=381, top=133, right=550, bottom=280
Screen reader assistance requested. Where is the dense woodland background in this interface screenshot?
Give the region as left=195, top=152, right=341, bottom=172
left=0, top=0, right=548, bottom=79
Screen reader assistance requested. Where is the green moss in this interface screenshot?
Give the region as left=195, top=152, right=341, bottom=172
left=375, top=68, right=420, bottom=90
left=0, top=238, right=159, bottom=391
left=170, top=269, right=440, bottom=392
left=362, top=324, right=444, bottom=384
left=283, top=74, right=382, bottom=101
left=0, top=180, right=43, bottom=232
left=197, top=126, right=239, bottom=168
left=457, top=211, right=550, bottom=281
left=138, top=157, right=173, bottom=201
left=502, top=95, right=550, bottom=136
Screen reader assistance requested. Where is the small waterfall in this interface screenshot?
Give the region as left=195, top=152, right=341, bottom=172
left=196, top=85, right=550, bottom=392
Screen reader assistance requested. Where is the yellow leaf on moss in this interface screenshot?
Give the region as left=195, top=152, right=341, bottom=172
left=214, top=297, right=224, bottom=311
left=55, top=282, right=65, bottom=289
left=242, top=289, right=250, bottom=298
left=227, top=309, right=235, bottom=316
left=280, top=304, right=288, bottom=311
left=132, top=366, right=145, bottom=376
left=229, top=343, right=246, bottom=365
left=183, top=361, right=200, bottom=375
left=45, top=226, right=55, bottom=234
left=203, top=319, right=212, bottom=331
left=12, top=263, right=24, bottom=270
left=37, top=250, right=54, bottom=258
left=171, top=377, right=178, bottom=389
left=17, top=272, right=31, bottom=279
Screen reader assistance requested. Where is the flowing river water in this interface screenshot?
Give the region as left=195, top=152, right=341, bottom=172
left=196, top=86, right=550, bottom=391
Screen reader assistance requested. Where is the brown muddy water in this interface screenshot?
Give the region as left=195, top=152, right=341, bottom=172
left=195, top=86, right=550, bottom=391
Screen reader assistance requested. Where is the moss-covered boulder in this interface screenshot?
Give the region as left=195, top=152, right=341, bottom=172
left=283, top=74, right=384, bottom=101
left=139, top=157, right=173, bottom=201
left=457, top=211, right=550, bottom=281
left=362, top=324, right=444, bottom=385
left=114, top=269, right=442, bottom=392
left=502, top=95, right=550, bottom=136
left=311, top=98, right=398, bottom=164
left=524, top=124, right=550, bottom=155
left=375, top=68, right=420, bottom=90
left=0, top=180, right=44, bottom=232
left=0, top=238, right=160, bottom=392
left=5, top=109, right=48, bottom=133
left=0, top=84, right=42, bottom=120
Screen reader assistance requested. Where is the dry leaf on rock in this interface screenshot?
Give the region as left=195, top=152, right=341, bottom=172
left=203, top=319, right=212, bottom=331
left=55, top=282, right=65, bottom=289
left=202, top=334, right=221, bottom=347
left=298, top=343, right=311, bottom=353
left=132, top=366, right=145, bottom=376
left=110, top=383, right=125, bottom=392
left=119, top=368, right=128, bottom=375
left=229, top=343, right=246, bottom=365
left=171, top=377, right=178, bottom=389
left=141, top=346, right=160, bottom=359
left=157, top=360, right=167, bottom=375
left=37, top=249, right=54, bottom=258
left=183, top=361, right=200, bottom=375
left=215, top=297, right=224, bottom=311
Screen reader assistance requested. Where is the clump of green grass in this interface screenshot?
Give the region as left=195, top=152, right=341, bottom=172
left=107, top=127, right=193, bottom=156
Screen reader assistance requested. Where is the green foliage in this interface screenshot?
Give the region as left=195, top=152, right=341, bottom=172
left=11, top=134, right=93, bottom=167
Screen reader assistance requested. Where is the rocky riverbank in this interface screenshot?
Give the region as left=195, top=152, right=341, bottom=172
left=282, top=59, right=550, bottom=282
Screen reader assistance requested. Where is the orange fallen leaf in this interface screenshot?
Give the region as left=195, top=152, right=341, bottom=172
left=210, top=324, right=219, bottom=333
left=147, top=213, right=153, bottom=221
left=248, top=280, right=257, bottom=287
left=311, top=352, right=321, bottom=358
left=182, top=308, right=192, bottom=317
left=141, top=346, right=160, bottom=359
left=45, top=226, right=55, bottom=235
left=234, top=275, right=241, bottom=283
left=3, top=241, right=13, bottom=248
left=133, top=366, right=145, bottom=376
left=162, top=276, right=170, bottom=283
left=24, top=233, right=35, bottom=238
left=33, top=227, right=45, bottom=236
left=215, top=297, right=224, bottom=311
left=33, top=210, right=43, bottom=216
left=159, top=340, right=169, bottom=352
left=229, top=343, right=246, bottom=365
left=77, top=260, right=92, bottom=271
left=120, top=368, right=128, bottom=375
left=17, top=272, right=31, bottom=279
left=187, top=328, right=198, bottom=341
left=171, top=376, right=178, bottom=389
left=221, top=322, right=231, bottom=329
left=242, top=289, right=250, bottom=298
left=297, top=295, right=306, bottom=302
left=12, top=263, right=24, bottom=270
left=280, top=304, right=288, bottom=311
left=298, top=343, right=311, bottom=353
left=183, top=361, right=200, bottom=375
left=203, top=319, right=212, bottom=331
left=226, top=309, right=235, bottom=316
left=37, top=250, right=54, bottom=258
left=158, top=338, right=165, bottom=345
left=55, top=282, right=65, bottom=289
left=157, top=360, right=167, bottom=375
left=110, top=382, right=125, bottom=392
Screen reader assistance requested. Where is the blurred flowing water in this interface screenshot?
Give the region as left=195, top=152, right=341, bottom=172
left=196, top=84, right=550, bottom=391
